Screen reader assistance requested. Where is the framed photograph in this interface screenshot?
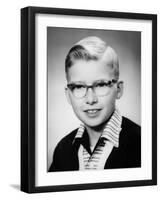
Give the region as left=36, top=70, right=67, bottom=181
left=21, top=6, right=157, bottom=193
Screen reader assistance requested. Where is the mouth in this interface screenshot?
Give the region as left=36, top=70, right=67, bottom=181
left=84, top=109, right=102, bottom=116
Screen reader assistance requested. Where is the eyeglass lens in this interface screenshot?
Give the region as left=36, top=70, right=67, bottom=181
left=67, top=80, right=117, bottom=98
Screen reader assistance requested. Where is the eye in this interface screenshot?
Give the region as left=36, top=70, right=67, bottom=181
left=74, top=84, right=85, bottom=90
left=69, top=84, right=85, bottom=91
left=95, top=81, right=111, bottom=88
left=97, top=82, right=107, bottom=87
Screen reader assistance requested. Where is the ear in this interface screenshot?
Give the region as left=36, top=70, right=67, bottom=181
left=116, top=81, right=124, bottom=99
left=65, top=87, right=72, bottom=105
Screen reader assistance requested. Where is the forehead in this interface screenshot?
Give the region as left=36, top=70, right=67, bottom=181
left=67, top=60, right=114, bottom=83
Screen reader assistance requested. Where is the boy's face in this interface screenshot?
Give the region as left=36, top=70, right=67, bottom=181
left=66, top=60, right=123, bottom=129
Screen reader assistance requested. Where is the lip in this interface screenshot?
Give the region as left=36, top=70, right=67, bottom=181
left=84, top=109, right=102, bottom=117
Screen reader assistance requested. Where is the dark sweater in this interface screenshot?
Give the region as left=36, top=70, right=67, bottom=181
left=49, top=117, right=141, bottom=172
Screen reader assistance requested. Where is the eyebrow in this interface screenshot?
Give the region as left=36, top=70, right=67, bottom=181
left=68, top=79, right=113, bottom=85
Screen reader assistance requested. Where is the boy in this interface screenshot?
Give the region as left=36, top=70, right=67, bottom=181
left=49, top=36, right=141, bottom=171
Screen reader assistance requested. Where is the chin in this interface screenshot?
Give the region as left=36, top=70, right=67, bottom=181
left=82, top=115, right=111, bottom=129
left=77, top=112, right=111, bottom=128
left=83, top=119, right=105, bottom=129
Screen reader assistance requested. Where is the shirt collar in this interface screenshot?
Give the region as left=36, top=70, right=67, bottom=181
left=73, top=108, right=122, bottom=148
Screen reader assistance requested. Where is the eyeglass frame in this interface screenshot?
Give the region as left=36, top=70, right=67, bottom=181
left=66, top=79, right=118, bottom=99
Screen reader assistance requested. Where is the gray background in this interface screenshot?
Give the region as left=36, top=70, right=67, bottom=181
left=47, top=27, right=141, bottom=170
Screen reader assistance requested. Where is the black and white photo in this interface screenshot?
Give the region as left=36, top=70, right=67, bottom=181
left=47, top=30, right=141, bottom=172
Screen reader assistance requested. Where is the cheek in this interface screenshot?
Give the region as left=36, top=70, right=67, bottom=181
left=102, top=90, right=117, bottom=104
left=69, top=97, right=82, bottom=112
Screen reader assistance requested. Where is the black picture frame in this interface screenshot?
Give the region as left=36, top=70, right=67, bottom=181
left=21, top=6, right=157, bottom=193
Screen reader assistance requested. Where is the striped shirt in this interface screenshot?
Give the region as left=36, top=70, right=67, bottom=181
left=73, top=108, right=122, bottom=170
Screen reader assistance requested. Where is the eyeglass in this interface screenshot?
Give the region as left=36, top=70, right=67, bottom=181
left=67, top=79, right=117, bottom=99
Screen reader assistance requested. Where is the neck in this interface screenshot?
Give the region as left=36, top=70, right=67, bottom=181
left=85, top=119, right=109, bottom=147
left=85, top=109, right=115, bottom=147
left=86, top=126, right=102, bottom=148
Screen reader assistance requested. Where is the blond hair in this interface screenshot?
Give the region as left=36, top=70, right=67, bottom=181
left=65, top=36, right=119, bottom=80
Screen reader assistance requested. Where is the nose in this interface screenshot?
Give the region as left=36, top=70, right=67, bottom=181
left=85, top=88, right=98, bottom=105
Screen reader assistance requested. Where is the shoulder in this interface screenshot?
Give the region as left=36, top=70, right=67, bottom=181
left=116, top=117, right=141, bottom=168
left=55, top=128, right=78, bottom=151
left=120, top=116, right=141, bottom=144
left=122, top=116, right=141, bottom=133
left=49, top=128, right=79, bottom=171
